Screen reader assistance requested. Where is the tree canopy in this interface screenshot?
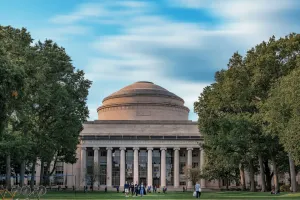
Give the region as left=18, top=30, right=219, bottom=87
left=0, top=25, right=91, bottom=188
left=195, top=33, right=300, bottom=192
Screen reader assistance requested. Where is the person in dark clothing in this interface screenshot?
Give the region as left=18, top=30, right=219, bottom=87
left=135, top=182, right=139, bottom=196
left=124, top=181, right=130, bottom=197
left=130, top=182, right=134, bottom=196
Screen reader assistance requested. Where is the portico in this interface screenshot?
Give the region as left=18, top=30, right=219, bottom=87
left=79, top=138, right=205, bottom=189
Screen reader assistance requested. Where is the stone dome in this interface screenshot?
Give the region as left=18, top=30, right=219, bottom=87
left=97, top=81, right=189, bottom=120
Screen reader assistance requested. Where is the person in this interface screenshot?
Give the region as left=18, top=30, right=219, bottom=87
left=124, top=181, right=130, bottom=197
left=104, top=186, right=107, bottom=192
left=163, top=186, right=167, bottom=193
left=140, top=182, right=145, bottom=197
left=130, top=182, right=134, bottom=196
left=135, top=182, right=139, bottom=196
left=116, top=185, right=119, bottom=193
left=195, top=182, right=201, bottom=199
left=154, top=185, right=157, bottom=193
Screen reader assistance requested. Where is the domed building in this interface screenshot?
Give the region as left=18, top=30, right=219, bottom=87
left=39, top=82, right=221, bottom=190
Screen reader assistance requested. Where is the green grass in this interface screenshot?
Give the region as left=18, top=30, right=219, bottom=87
left=9, top=191, right=300, bottom=200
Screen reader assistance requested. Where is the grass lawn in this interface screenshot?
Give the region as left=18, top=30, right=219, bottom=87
left=9, top=191, right=300, bottom=200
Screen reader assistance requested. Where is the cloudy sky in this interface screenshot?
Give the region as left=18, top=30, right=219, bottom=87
left=1, top=0, right=300, bottom=120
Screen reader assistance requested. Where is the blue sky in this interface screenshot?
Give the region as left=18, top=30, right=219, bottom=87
left=1, top=0, right=300, bottom=121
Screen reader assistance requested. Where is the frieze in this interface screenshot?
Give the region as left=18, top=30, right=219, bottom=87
left=82, top=140, right=201, bottom=145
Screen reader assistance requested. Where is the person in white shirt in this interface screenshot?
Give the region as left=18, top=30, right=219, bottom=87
left=195, top=182, right=201, bottom=198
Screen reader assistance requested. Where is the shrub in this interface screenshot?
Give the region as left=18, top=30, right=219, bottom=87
left=280, top=185, right=290, bottom=192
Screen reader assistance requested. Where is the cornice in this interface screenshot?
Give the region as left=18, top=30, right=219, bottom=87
left=84, top=120, right=198, bottom=125
left=97, top=102, right=190, bottom=112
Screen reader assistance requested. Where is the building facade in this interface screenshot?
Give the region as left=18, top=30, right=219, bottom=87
left=26, top=81, right=300, bottom=190
left=74, top=81, right=214, bottom=190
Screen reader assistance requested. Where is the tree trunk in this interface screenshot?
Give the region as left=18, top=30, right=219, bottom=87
left=20, top=160, right=26, bottom=187
left=271, top=155, right=279, bottom=193
left=239, top=163, right=246, bottom=190
left=288, top=154, right=297, bottom=192
left=30, top=160, right=36, bottom=189
left=258, top=155, right=266, bottom=192
left=6, top=154, right=11, bottom=189
left=264, top=160, right=272, bottom=191
left=40, top=160, right=44, bottom=186
left=226, top=178, right=229, bottom=190
left=249, top=159, right=256, bottom=192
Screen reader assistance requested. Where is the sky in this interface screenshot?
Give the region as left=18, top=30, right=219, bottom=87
left=1, top=0, right=300, bottom=121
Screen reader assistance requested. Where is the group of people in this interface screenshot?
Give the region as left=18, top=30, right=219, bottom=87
left=123, top=182, right=163, bottom=197
left=124, top=182, right=146, bottom=197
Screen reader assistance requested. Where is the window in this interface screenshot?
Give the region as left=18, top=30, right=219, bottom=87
left=180, top=182, right=186, bottom=186
left=100, top=151, right=107, bottom=157
left=192, top=152, right=199, bottom=157
left=180, top=152, right=185, bottom=157
left=192, top=162, right=199, bottom=168
left=88, top=151, right=94, bottom=157
left=180, top=162, right=185, bottom=174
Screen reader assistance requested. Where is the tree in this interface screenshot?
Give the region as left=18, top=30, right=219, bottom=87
left=1, top=26, right=91, bottom=189
left=0, top=25, right=32, bottom=189
left=184, top=166, right=201, bottom=189
left=201, top=144, right=239, bottom=190
left=22, top=40, right=92, bottom=186
left=83, top=162, right=101, bottom=191
left=262, top=67, right=300, bottom=192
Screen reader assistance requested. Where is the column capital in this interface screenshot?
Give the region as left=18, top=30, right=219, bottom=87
left=173, top=147, right=180, bottom=151
left=160, top=147, right=167, bottom=151
left=187, top=147, right=193, bottom=151
left=133, top=147, right=139, bottom=151
left=147, top=147, right=153, bottom=151
left=119, top=147, right=126, bottom=151
left=93, top=147, right=99, bottom=151
left=81, top=147, right=87, bottom=150
left=106, top=147, right=113, bottom=151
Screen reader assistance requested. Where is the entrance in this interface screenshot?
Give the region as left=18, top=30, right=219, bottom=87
left=139, top=178, right=146, bottom=185
left=153, top=177, right=160, bottom=187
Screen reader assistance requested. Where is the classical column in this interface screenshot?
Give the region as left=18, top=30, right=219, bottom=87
left=106, top=147, right=113, bottom=187
left=173, top=148, right=180, bottom=188
left=80, top=147, right=87, bottom=187
left=160, top=148, right=167, bottom=187
left=200, top=148, right=206, bottom=188
left=187, top=147, right=193, bottom=189
left=133, top=147, right=139, bottom=184
left=147, top=148, right=153, bottom=186
left=120, top=147, right=126, bottom=188
left=93, top=147, right=99, bottom=187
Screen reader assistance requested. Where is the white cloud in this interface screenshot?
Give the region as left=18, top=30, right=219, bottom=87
left=44, top=0, right=300, bottom=121
left=31, top=25, right=89, bottom=42
left=50, top=1, right=154, bottom=25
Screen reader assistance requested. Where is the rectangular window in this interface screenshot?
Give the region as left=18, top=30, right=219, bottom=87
left=180, top=151, right=186, bottom=157
left=192, top=152, right=199, bottom=157
left=192, top=162, right=199, bottom=168
left=88, top=151, right=94, bottom=157
left=180, top=162, right=185, bottom=174
left=180, top=182, right=186, bottom=186
left=100, top=151, right=107, bottom=157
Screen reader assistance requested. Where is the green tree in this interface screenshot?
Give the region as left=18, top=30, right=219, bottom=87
left=0, top=25, right=32, bottom=189
left=262, top=66, right=300, bottom=192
